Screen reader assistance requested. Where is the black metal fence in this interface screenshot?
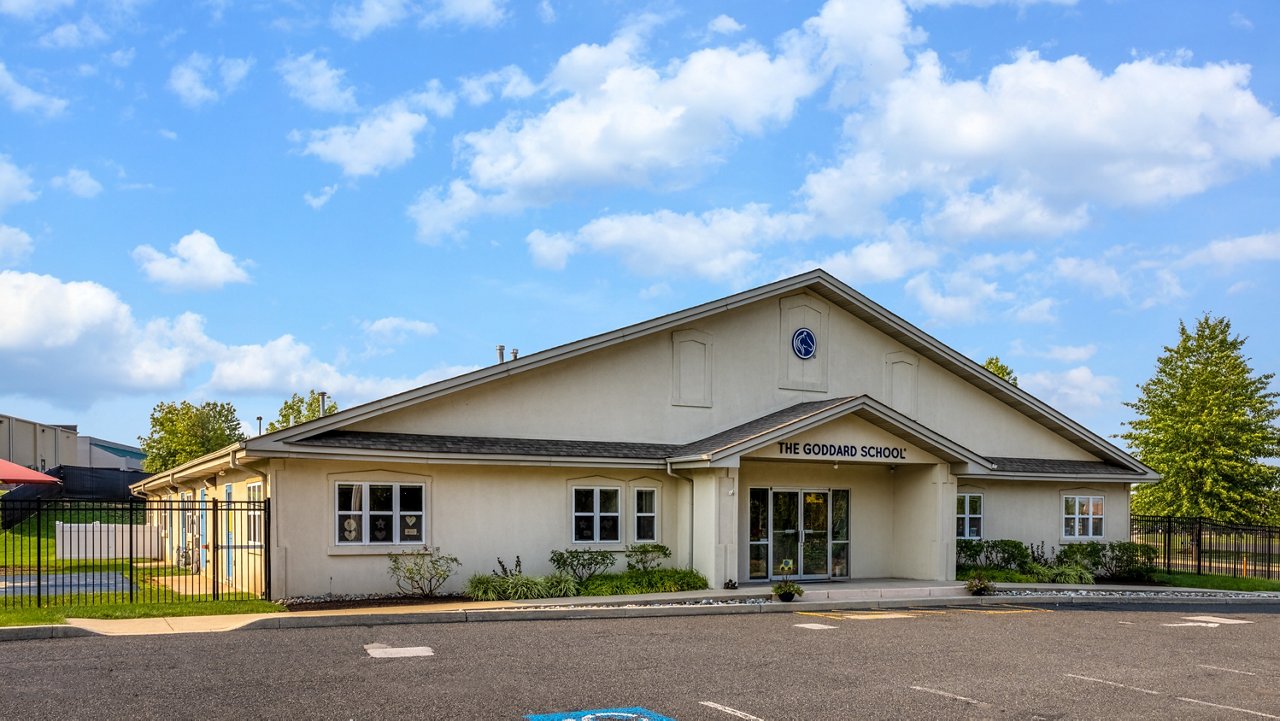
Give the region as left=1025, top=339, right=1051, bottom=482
left=0, top=498, right=269, bottom=608
left=1131, top=514, right=1280, bottom=580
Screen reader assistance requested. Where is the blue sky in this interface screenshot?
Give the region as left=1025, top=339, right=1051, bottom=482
left=0, top=0, right=1277, bottom=450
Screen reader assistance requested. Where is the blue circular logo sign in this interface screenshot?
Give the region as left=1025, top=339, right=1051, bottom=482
left=792, top=327, right=816, bottom=359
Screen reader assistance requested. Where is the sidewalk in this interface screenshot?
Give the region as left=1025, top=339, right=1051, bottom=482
left=4, top=578, right=1278, bottom=642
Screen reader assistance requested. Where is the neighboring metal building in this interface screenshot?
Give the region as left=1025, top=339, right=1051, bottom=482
left=0, top=413, right=77, bottom=472
left=132, top=269, right=1158, bottom=600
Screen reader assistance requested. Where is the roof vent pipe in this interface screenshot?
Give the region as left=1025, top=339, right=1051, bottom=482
left=510, top=348, right=519, bottom=360
left=496, top=344, right=506, bottom=363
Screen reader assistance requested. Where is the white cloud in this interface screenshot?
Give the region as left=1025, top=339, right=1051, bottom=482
left=299, top=101, right=428, bottom=176
left=1229, top=11, right=1253, bottom=30
left=926, top=187, right=1088, bottom=238
left=905, top=270, right=1009, bottom=324
left=412, top=17, right=824, bottom=240
left=1021, top=365, right=1116, bottom=412
left=277, top=52, right=358, bottom=113
left=1053, top=257, right=1127, bottom=298
left=39, top=17, right=109, bottom=49
left=707, top=15, right=744, bottom=36
left=0, top=270, right=477, bottom=404
left=0, top=225, right=32, bottom=266
left=132, top=230, right=252, bottom=290
left=0, top=61, right=69, bottom=117
left=405, top=79, right=456, bottom=117
left=423, top=0, right=507, bottom=28
left=168, top=53, right=254, bottom=107
left=1043, top=344, right=1097, bottom=363
left=906, top=0, right=1076, bottom=7
left=407, top=180, right=486, bottom=242
left=51, top=168, right=103, bottom=198
left=303, top=184, right=338, bottom=209
left=0, top=0, right=73, bottom=18
left=1181, top=231, right=1280, bottom=269
left=0, top=155, right=37, bottom=212
left=804, top=229, right=939, bottom=284
left=530, top=204, right=808, bottom=281
left=331, top=0, right=411, bottom=40
left=363, top=317, right=438, bottom=342
left=537, top=0, right=554, bottom=23
left=459, top=65, right=535, bottom=105
left=109, top=48, right=136, bottom=68
left=159, top=128, right=178, bottom=140
left=1011, top=298, right=1056, bottom=323
left=525, top=230, right=574, bottom=270
left=803, top=0, right=924, bottom=105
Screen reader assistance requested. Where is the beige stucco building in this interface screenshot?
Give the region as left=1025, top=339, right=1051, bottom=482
left=132, top=270, right=1157, bottom=599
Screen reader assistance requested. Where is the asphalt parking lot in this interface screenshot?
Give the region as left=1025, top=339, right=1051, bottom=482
left=1, top=601, right=1277, bottom=720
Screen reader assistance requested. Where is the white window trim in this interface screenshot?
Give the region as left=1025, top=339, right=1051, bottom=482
left=570, top=485, right=624, bottom=545
left=957, top=493, right=983, bottom=540
left=632, top=485, right=660, bottom=543
left=246, top=482, right=264, bottom=549
left=334, top=481, right=427, bottom=547
left=1062, top=494, right=1105, bottom=540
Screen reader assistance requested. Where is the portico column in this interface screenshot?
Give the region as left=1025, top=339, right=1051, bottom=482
left=689, top=466, right=739, bottom=588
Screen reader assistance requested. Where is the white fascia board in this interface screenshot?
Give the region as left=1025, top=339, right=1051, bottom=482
left=954, top=470, right=1158, bottom=484
left=245, top=446, right=665, bottom=470
left=133, top=442, right=244, bottom=493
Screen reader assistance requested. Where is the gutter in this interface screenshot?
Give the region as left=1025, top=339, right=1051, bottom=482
left=665, top=460, right=696, bottom=571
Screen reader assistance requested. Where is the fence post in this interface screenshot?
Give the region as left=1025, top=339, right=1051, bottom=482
left=1196, top=517, right=1203, bottom=576
left=1164, top=516, right=1172, bottom=574
left=35, top=499, right=43, bottom=607
left=263, top=498, right=271, bottom=601
left=128, top=501, right=136, bottom=604
left=211, top=498, right=220, bottom=601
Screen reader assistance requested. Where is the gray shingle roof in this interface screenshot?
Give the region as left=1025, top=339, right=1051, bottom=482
left=986, top=456, right=1139, bottom=476
left=295, top=431, right=680, bottom=460
left=673, top=397, right=855, bottom=457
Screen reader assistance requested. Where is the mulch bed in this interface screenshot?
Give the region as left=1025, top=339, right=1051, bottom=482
left=283, top=595, right=471, bottom=612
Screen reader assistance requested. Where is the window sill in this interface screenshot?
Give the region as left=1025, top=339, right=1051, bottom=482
left=328, top=543, right=427, bottom=556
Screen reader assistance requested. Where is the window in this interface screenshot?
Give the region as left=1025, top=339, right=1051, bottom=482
left=634, top=488, right=658, bottom=542
left=957, top=494, right=983, bottom=539
left=1063, top=495, right=1104, bottom=538
left=246, top=482, right=264, bottom=546
left=573, top=487, right=621, bottom=543
left=336, top=482, right=426, bottom=545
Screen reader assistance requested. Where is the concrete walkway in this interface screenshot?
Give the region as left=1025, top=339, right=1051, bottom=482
left=4, top=578, right=1277, bottom=642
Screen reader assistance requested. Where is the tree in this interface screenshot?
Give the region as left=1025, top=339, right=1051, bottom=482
left=983, top=356, right=1018, bottom=386
left=266, top=390, right=339, bottom=433
left=139, top=401, right=247, bottom=474
left=1124, top=314, right=1280, bottom=525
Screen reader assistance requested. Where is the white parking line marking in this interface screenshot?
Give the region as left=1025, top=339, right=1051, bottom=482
left=1164, top=622, right=1220, bottom=627
left=1065, top=674, right=1161, bottom=695
left=699, top=701, right=766, bottom=720
left=1199, top=664, right=1257, bottom=676
left=1177, top=697, right=1280, bottom=718
left=1184, top=616, right=1254, bottom=625
left=794, top=623, right=837, bottom=630
left=840, top=612, right=917, bottom=620
left=364, top=643, right=434, bottom=658
left=910, top=686, right=984, bottom=705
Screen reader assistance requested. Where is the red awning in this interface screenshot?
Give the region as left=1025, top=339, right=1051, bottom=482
left=0, top=458, right=60, bottom=485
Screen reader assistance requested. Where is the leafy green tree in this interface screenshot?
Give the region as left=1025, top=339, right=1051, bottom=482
left=138, top=400, right=247, bottom=474
left=266, top=390, right=339, bottom=433
left=1124, top=314, right=1280, bottom=525
left=983, top=356, right=1018, bottom=386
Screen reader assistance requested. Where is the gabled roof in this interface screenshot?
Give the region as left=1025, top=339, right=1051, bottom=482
left=222, top=268, right=1153, bottom=479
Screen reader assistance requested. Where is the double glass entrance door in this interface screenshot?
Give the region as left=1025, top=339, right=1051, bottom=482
left=749, top=488, right=849, bottom=580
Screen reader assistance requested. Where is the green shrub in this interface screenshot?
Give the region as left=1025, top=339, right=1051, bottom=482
left=493, top=556, right=522, bottom=577
left=985, top=539, right=1033, bottom=571
left=625, top=543, right=672, bottom=572
left=543, top=573, right=579, bottom=598
left=465, top=573, right=504, bottom=601
left=502, top=574, right=550, bottom=600
left=579, top=568, right=709, bottom=596
left=549, top=548, right=617, bottom=582
left=1097, top=542, right=1156, bottom=582
left=956, top=539, right=984, bottom=567
left=386, top=547, right=460, bottom=597
left=1056, top=542, right=1106, bottom=572
left=956, top=567, right=1037, bottom=583
left=965, top=573, right=993, bottom=596
left=1047, top=563, right=1094, bottom=585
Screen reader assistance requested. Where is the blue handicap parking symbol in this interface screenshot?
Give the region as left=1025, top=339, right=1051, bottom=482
left=525, top=707, right=676, bottom=721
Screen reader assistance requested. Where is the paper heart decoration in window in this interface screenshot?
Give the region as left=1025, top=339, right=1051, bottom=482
left=343, top=518, right=358, bottom=541
left=405, top=517, right=416, bottom=526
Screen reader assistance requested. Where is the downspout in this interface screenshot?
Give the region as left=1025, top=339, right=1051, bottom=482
left=665, top=460, right=696, bottom=570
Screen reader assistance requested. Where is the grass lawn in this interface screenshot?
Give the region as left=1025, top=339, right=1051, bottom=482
left=1154, top=572, right=1280, bottom=593
left=0, top=599, right=284, bottom=627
